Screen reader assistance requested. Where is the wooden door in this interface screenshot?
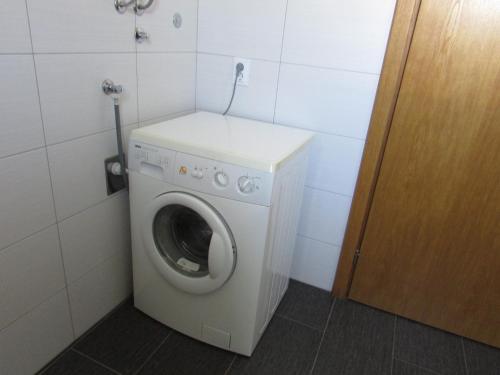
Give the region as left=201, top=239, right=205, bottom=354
left=349, top=0, right=500, bottom=347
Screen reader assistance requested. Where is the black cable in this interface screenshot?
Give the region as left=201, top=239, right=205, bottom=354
left=223, top=63, right=244, bottom=116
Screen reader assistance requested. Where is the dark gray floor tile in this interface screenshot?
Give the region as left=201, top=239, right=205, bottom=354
left=75, top=302, right=170, bottom=375
left=393, top=359, right=440, bottom=375
left=395, top=317, right=466, bottom=375
left=312, top=299, right=394, bottom=375
left=276, top=279, right=334, bottom=331
left=229, top=315, right=322, bottom=375
left=463, top=338, right=500, bottom=375
left=41, top=350, right=116, bottom=375
left=138, top=331, right=235, bottom=375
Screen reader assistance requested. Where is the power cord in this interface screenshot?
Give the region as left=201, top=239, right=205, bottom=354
left=223, top=63, right=245, bottom=116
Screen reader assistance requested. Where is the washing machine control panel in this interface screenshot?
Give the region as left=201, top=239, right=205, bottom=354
left=174, top=152, right=273, bottom=206
left=129, top=142, right=273, bottom=205
left=128, top=142, right=176, bottom=182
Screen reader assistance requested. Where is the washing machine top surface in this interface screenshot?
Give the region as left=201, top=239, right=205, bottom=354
left=130, top=111, right=313, bottom=172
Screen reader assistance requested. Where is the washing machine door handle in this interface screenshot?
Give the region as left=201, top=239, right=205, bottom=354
left=208, top=232, right=226, bottom=279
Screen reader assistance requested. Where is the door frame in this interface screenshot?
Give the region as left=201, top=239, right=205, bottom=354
left=332, top=0, right=422, bottom=298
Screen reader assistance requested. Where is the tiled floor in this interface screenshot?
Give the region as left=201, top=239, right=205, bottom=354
left=38, top=280, right=500, bottom=375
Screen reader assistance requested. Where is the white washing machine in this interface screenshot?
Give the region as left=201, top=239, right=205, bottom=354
left=128, top=111, right=313, bottom=356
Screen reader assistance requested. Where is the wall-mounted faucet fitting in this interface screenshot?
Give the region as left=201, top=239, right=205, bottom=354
left=134, top=0, right=154, bottom=15
left=114, top=0, right=134, bottom=13
left=135, top=27, right=149, bottom=43
left=102, top=79, right=123, bottom=96
left=114, top=0, right=154, bottom=15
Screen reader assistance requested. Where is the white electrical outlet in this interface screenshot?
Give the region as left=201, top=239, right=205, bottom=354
left=233, top=57, right=251, bottom=86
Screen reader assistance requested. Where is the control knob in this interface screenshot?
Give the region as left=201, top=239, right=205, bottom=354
left=214, top=171, right=229, bottom=187
left=238, top=176, right=255, bottom=194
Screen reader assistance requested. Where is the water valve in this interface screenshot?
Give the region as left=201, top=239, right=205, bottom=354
left=135, top=27, right=149, bottom=43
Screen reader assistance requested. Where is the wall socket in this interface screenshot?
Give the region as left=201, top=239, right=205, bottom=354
left=233, top=57, right=251, bottom=86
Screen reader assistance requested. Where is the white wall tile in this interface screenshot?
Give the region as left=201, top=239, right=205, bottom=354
left=26, top=0, right=135, bottom=53
left=0, top=290, right=73, bottom=375
left=0, top=55, right=44, bottom=158
left=35, top=54, right=138, bottom=144
left=47, top=130, right=117, bottom=220
left=307, top=133, right=365, bottom=196
left=282, top=0, right=397, bottom=74
left=59, top=192, right=130, bottom=283
left=138, top=53, right=196, bottom=121
left=298, top=187, right=352, bottom=247
left=139, top=109, right=195, bottom=127
left=196, top=53, right=279, bottom=122
left=275, top=63, right=379, bottom=139
left=0, top=226, right=65, bottom=330
left=0, top=149, right=56, bottom=250
left=291, top=235, right=340, bottom=291
left=137, top=0, right=198, bottom=52
left=68, top=251, right=132, bottom=337
left=0, top=1, right=31, bottom=53
left=198, top=0, right=287, bottom=61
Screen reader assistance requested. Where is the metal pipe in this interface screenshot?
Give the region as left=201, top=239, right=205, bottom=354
left=113, top=97, right=128, bottom=189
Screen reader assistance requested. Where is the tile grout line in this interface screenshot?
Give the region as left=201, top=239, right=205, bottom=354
left=71, top=348, right=123, bottom=375
left=196, top=50, right=381, bottom=77
left=303, top=185, right=355, bottom=199
left=4, top=50, right=193, bottom=55
left=390, top=315, right=397, bottom=375
left=132, top=331, right=173, bottom=375
left=296, top=233, right=343, bottom=249
left=461, top=337, right=470, bottom=375
left=22, top=0, right=76, bottom=340
left=271, top=0, right=290, bottom=124
left=274, top=313, right=324, bottom=332
left=0, top=121, right=138, bottom=164
left=194, top=0, right=200, bottom=111
left=272, top=120, right=367, bottom=141
left=223, top=354, right=238, bottom=375
left=58, top=189, right=127, bottom=226
left=44, top=121, right=138, bottom=148
left=0, top=221, right=56, bottom=254
left=36, top=297, right=132, bottom=374
left=65, top=239, right=128, bottom=287
left=134, top=9, right=141, bottom=125
left=69, top=296, right=132, bottom=349
left=0, top=285, right=67, bottom=335
left=393, top=357, right=444, bottom=375
left=36, top=345, right=75, bottom=375
left=0, top=144, right=46, bottom=161
left=0, top=119, right=133, bottom=162
left=0, top=52, right=32, bottom=55
left=309, top=298, right=337, bottom=375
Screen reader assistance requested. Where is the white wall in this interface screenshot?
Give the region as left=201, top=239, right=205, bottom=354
left=196, top=0, right=396, bottom=290
left=0, top=0, right=396, bottom=371
left=0, top=1, right=197, bottom=374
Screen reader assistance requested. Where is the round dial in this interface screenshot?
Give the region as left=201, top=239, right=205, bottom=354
left=238, top=176, right=255, bottom=194
left=214, top=171, right=229, bottom=187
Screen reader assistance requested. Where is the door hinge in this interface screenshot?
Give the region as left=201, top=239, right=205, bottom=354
left=354, top=248, right=361, bottom=259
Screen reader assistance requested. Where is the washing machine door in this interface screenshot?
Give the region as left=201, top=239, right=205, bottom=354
left=142, top=192, right=236, bottom=294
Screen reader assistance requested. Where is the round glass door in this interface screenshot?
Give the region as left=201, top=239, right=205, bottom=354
left=142, top=192, right=236, bottom=294
left=153, top=204, right=212, bottom=277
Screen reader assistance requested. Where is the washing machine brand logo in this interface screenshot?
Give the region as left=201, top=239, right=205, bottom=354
left=134, top=144, right=142, bottom=149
